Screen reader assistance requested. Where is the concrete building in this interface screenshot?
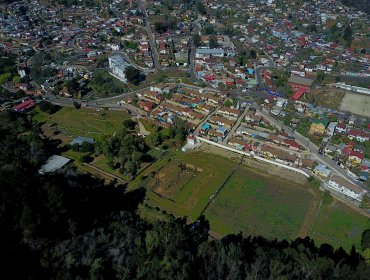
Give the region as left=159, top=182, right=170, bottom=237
left=327, top=176, right=367, bottom=202
left=108, top=54, right=131, bottom=82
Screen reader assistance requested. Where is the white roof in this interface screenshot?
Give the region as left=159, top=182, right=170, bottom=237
left=196, top=48, right=225, bottom=55
left=38, top=155, right=71, bottom=174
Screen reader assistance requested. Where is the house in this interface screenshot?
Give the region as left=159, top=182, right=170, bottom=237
left=347, top=129, right=370, bottom=143
left=187, top=135, right=197, bottom=146
left=359, top=171, right=369, bottom=182
left=260, top=145, right=298, bottom=166
left=139, top=100, right=156, bottom=112
left=69, top=136, right=95, bottom=146
left=228, top=136, right=247, bottom=150
left=302, top=159, right=315, bottom=170
left=348, top=150, right=363, bottom=165
left=288, top=75, right=314, bottom=88
left=335, top=123, right=347, bottom=134
left=327, top=176, right=367, bottom=202
left=38, top=155, right=71, bottom=175
left=313, top=164, right=331, bottom=178
left=309, top=118, right=329, bottom=136
left=276, top=97, right=287, bottom=107
left=218, top=106, right=240, bottom=117
left=12, top=99, right=35, bottom=113
left=195, top=48, right=225, bottom=58
left=200, top=123, right=211, bottom=134
left=284, top=139, right=300, bottom=151
left=209, top=116, right=234, bottom=128
left=360, top=159, right=370, bottom=172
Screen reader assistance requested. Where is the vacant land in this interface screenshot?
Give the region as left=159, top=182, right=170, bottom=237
left=340, top=92, right=370, bottom=117
left=133, top=151, right=236, bottom=219
left=33, top=107, right=129, bottom=137
left=308, top=87, right=346, bottom=109
left=133, top=150, right=369, bottom=251
left=204, top=169, right=319, bottom=240
left=310, top=199, right=370, bottom=251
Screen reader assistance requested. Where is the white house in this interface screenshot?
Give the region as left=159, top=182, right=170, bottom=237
left=276, top=97, right=287, bottom=107
left=327, top=176, right=367, bottom=202
left=108, top=54, right=132, bottom=82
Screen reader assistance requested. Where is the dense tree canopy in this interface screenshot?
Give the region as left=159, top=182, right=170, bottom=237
left=0, top=112, right=369, bottom=279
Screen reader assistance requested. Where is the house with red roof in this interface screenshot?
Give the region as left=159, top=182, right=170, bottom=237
left=335, top=123, right=347, bottom=134
left=348, top=150, right=363, bottom=165
left=347, top=129, right=370, bottom=143
left=12, top=99, right=35, bottom=113
left=139, top=100, right=156, bottom=112
left=283, top=139, right=300, bottom=151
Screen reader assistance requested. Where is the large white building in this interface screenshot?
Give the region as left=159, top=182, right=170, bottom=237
left=327, top=176, right=367, bottom=202
left=108, top=54, right=131, bottom=82
left=195, top=48, right=225, bottom=58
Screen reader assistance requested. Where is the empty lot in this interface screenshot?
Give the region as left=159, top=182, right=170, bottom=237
left=340, top=92, right=370, bottom=117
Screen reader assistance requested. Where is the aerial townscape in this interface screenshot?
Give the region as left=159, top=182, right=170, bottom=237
left=1, top=0, right=370, bottom=279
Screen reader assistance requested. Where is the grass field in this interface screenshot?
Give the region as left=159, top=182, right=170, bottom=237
left=133, top=150, right=370, bottom=251
left=204, top=169, right=317, bottom=240
left=310, top=199, right=370, bottom=251
left=131, top=151, right=236, bottom=219
left=33, top=107, right=129, bottom=137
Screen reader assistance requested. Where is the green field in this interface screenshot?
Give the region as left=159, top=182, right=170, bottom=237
left=133, top=151, right=370, bottom=251
left=204, top=169, right=316, bottom=240
left=132, top=151, right=236, bottom=219
left=310, top=199, right=370, bottom=250
left=33, top=107, right=129, bottom=137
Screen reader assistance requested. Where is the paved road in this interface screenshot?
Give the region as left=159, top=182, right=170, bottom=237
left=223, top=106, right=249, bottom=144
left=139, top=0, right=159, bottom=70
left=256, top=108, right=361, bottom=186
left=189, top=18, right=201, bottom=78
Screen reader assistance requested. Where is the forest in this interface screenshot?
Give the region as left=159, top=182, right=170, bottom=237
left=0, top=111, right=369, bottom=279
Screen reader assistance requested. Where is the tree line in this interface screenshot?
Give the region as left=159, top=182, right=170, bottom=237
left=0, top=112, right=369, bottom=279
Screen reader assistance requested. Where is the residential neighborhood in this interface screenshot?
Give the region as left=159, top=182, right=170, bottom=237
left=1, top=0, right=370, bottom=268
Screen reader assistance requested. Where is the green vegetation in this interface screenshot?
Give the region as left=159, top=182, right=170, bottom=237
left=94, top=127, right=149, bottom=179
left=32, top=107, right=130, bottom=137
left=205, top=169, right=314, bottom=239
left=89, top=70, right=126, bottom=97
left=125, top=66, right=141, bottom=85
left=1, top=112, right=370, bottom=279
left=29, top=51, right=57, bottom=84
left=132, top=150, right=370, bottom=252
left=311, top=199, right=370, bottom=251
left=0, top=52, right=18, bottom=85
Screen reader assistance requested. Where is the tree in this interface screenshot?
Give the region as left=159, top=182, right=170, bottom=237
left=249, top=49, right=257, bottom=59
left=193, top=34, right=201, bottom=47
left=73, top=101, right=81, bottom=109
left=361, top=230, right=370, bottom=250
left=125, top=66, right=141, bottom=85
left=343, top=24, right=353, bottom=47
left=65, top=78, right=79, bottom=96
left=209, top=35, right=217, bottom=48
left=123, top=119, right=137, bottom=130
left=196, top=1, right=207, bottom=14
left=154, top=22, right=166, bottom=33
left=316, top=71, right=325, bottom=82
